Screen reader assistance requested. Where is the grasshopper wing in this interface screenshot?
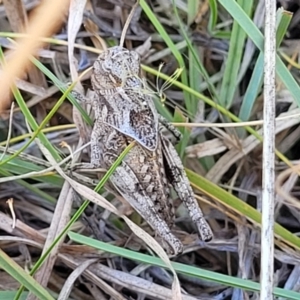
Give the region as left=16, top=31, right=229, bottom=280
left=96, top=88, right=159, bottom=152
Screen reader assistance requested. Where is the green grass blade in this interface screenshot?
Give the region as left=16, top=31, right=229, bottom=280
left=187, top=0, right=198, bottom=25
left=172, top=0, right=219, bottom=102
left=208, top=0, right=218, bottom=33
left=0, top=291, right=28, bottom=300
left=187, top=46, right=201, bottom=115
left=69, top=232, right=300, bottom=300
left=186, top=169, right=300, bottom=249
left=171, top=0, right=218, bottom=165
left=218, top=0, right=300, bottom=106
left=139, top=0, right=191, bottom=110
left=275, top=8, right=292, bottom=47
left=154, top=96, right=173, bottom=120
left=173, top=108, right=190, bottom=158
left=238, top=8, right=292, bottom=124
left=0, top=249, right=54, bottom=300
left=238, top=53, right=264, bottom=122
left=219, top=0, right=253, bottom=108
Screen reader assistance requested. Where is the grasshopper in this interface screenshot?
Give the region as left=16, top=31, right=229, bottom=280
left=72, top=3, right=213, bottom=255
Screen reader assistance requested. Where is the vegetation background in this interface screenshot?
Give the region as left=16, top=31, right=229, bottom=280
left=0, top=0, right=300, bottom=299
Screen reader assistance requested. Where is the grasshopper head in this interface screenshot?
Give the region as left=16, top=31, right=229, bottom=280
left=92, top=46, right=141, bottom=91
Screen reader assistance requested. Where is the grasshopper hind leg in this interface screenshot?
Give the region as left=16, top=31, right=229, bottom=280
left=109, top=160, right=184, bottom=255
left=161, top=135, right=213, bottom=242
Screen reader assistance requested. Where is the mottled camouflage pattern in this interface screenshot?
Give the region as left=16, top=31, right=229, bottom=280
left=73, top=46, right=213, bottom=255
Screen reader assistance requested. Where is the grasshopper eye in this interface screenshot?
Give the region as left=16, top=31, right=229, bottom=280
left=102, top=59, right=113, bottom=72
left=141, top=100, right=148, bottom=109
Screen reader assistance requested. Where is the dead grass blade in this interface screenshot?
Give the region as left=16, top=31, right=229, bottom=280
left=36, top=136, right=182, bottom=299
left=68, top=0, right=87, bottom=83
left=58, top=258, right=98, bottom=300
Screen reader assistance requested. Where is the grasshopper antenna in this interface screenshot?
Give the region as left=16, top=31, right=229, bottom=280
left=119, top=1, right=139, bottom=48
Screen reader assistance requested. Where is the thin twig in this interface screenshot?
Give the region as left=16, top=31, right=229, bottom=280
left=261, top=0, right=276, bottom=299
